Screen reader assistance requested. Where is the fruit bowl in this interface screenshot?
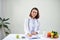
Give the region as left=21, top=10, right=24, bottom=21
left=47, top=31, right=59, bottom=38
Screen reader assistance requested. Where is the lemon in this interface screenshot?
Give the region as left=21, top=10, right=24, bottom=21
left=51, top=33, right=54, bottom=36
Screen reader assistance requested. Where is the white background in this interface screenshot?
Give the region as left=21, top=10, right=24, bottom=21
left=0, top=0, right=60, bottom=38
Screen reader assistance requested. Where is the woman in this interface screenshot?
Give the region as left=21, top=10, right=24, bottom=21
left=24, top=7, right=40, bottom=37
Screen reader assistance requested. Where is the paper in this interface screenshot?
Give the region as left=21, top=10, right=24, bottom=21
left=28, top=34, right=40, bottom=39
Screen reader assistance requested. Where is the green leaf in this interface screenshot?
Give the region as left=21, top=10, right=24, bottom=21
left=3, top=24, right=9, bottom=30
left=5, top=32, right=9, bottom=36
left=0, top=24, right=2, bottom=28
left=54, top=32, right=58, bottom=35
left=5, top=32, right=9, bottom=34
left=0, top=17, right=2, bottom=20
left=5, top=22, right=10, bottom=24
left=3, top=18, right=9, bottom=21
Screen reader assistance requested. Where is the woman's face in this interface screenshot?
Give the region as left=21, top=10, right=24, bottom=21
left=31, top=9, right=37, bottom=18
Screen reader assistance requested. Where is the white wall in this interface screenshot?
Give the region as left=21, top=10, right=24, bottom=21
left=0, top=0, right=3, bottom=40
left=0, top=0, right=6, bottom=40
left=2, top=0, right=60, bottom=34
left=0, top=0, right=1, bottom=17
left=0, top=0, right=2, bottom=40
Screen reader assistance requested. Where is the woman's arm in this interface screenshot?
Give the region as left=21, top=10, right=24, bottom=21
left=24, top=18, right=30, bottom=35
left=36, top=20, right=40, bottom=34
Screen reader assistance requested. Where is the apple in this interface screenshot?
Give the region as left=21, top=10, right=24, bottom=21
left=16, top=35, right=19, bottom=39
left=47, top=32, right=51, bottom=37
left=54, top=34, right=59, bottom=38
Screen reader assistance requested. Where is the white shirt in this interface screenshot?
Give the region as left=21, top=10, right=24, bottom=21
left=24, top=17, right=40, bottom=34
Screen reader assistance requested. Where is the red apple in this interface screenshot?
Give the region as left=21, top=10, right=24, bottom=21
left=47, top=32, right=51, bottom=37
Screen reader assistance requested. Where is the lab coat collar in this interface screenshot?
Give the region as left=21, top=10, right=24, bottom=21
left=28, top=17, right=37, bottom=20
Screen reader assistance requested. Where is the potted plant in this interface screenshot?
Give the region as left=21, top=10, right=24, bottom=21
left=0, top=17, right=10, bottom=36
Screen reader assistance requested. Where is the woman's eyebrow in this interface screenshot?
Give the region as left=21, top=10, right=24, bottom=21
left=33, top=11, right=37, bottom=12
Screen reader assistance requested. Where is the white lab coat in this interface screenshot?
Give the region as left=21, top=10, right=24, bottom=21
left=24, top=17, right=40, bottom=35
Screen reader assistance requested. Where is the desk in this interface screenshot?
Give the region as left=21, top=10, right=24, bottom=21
left=3, top=34, right=60, bottom=40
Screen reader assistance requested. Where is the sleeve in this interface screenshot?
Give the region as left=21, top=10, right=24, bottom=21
left=24, top=18, right=30, bottom=35
left=36, top=20, right=40, bottom=34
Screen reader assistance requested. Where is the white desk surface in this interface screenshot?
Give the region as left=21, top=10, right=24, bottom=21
left=3, top=34, right=60, bottom=40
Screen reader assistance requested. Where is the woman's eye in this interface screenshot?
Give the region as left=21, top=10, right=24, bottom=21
left=33, top=11, right=37, bottom=13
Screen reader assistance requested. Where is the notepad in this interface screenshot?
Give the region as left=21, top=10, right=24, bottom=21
left=31, top=37, right=40, bottom=39
left=29, top=35, right=40, bottom=39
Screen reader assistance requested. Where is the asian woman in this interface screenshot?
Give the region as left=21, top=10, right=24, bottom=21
left=24, top=7, right=40, bottom=37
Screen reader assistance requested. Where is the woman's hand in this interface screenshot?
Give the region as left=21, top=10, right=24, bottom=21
left=27, top=32, right=38, bottom=37
left=31, top=32, right=38, bottom=35
left=27, top=33, right=32, bottom=37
